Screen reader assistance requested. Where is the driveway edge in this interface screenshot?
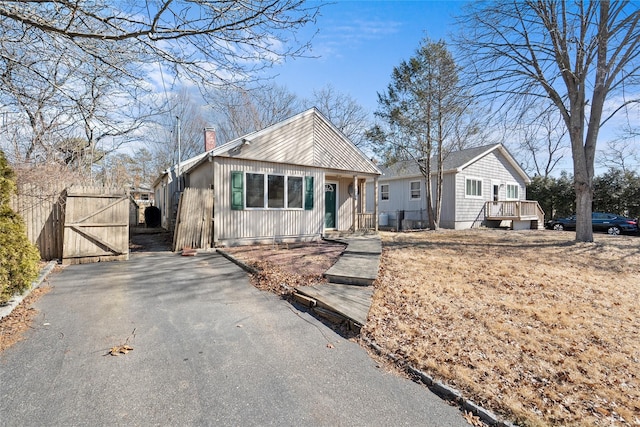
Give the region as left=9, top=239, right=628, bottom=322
left=0, top=260, right=57, bottom=321
left=361, top=336, right=516, bottom=427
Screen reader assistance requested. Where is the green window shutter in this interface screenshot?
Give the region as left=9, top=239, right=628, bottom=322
left=304, top=176, right=314, bottom=210
left=231, top=171, right=244, bottom=210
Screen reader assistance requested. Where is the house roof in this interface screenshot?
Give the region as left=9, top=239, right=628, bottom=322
left=378, top=143, right=530, bottom=183
left=183, top=107, right=381, bottom=176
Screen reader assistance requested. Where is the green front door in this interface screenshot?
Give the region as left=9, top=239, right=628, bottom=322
left=324, top=183, right=336, bottom=229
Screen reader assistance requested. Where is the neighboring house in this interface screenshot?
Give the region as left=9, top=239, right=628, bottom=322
left=153, top=108, right=382, bottom=246
left=130, top=184, right=154, bottom=225
left=366, top=143, right=544, bottom=230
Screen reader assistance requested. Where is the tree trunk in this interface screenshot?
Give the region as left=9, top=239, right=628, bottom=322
left=570, top=109, right=594, bottom=242
left=574, top=179, right=593, bottom=242
left=425, top=159, right=437, bottom=230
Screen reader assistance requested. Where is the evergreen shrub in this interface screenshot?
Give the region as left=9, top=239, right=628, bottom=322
left=0, top=151, right=40, bottom=304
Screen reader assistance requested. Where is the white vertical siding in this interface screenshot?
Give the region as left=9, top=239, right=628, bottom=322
left=232, top=112, right=316, bottom=165
left=213, top=157, right=324, bottom=245
left=334, top=177, right=353, bottom=231
left=212, top=109, right=380, bottom=175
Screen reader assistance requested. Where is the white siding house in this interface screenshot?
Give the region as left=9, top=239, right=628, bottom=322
left=366, top=144, right=543, bottom=230
left=153, top=108, right=381, bottom=246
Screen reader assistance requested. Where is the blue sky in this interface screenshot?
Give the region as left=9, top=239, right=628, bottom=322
left=272, top=0, right=464, bottom=114
left=267, top=1, right=640, bottom=175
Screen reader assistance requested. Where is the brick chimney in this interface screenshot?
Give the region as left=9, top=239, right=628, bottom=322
left=204, top=127, right=216, bottom=152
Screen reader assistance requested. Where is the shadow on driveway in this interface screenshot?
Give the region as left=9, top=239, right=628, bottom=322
left=0, top=251, right=466, bottom=426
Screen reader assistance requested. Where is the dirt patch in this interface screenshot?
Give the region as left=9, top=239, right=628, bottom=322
left=362, top=229, right=640, bottom=427
left=223, top=241, right=346, bottom=294
left=129, top=227, right=173, bottom=252
left=0, top=285, right=51, bottom=352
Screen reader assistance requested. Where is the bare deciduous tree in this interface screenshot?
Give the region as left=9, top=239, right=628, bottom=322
left=457, top=1, right=640, bottom=242
left=0, top=1, right=319, bottom=92
left=596, top=138, right=640, bottom=173
left=211, top=83, right=302, bottom=143
left=148, top=88, right=212, bottom=175
left=304, top=84, right=371, bottom=149
left=513, top=107, right=568, bottom=178
left=0, top=1, right=319, bottom=179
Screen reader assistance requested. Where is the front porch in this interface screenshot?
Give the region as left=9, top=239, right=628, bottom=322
left=484, top=200, right=545, bottom=230
left=325, top=174, right=379, bottom=233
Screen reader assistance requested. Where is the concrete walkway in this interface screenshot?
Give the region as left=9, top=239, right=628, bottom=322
left=324, top=236, right=381, bottom=286
left=294, top=235, right=382, bottom=328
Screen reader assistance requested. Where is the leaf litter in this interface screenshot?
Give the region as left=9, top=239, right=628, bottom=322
left=362, top=229, right=640, bottom=427
left=106, top=328, right=136, bottom=356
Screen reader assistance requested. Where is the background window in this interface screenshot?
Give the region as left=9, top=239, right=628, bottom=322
left=381, top=184, right=389, bottom=200
left=287, top=176, right=303, bottom=208
left=246, top=173, right=264, bottom=208
left=268, top=175, right=285, bottom=208
left=410, top=181, right=421, bottom=199
left=466, top=178, right=482, bottom=197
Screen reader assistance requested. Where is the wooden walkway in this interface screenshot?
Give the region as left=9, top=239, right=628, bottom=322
left=293, top=235, right=381, bottom=330
left=294, top=283, right=374, bottom=326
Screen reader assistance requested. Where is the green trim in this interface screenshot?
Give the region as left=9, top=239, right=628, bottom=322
left=231, top=171, right=244, bottom=210
left=304, top=176, right=314, bottom=210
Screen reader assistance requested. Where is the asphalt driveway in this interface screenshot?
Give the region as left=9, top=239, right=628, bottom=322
left=0, top=251, right=466, bottom=426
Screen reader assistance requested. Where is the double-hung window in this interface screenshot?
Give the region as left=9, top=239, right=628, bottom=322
left=410, top=181, right=421, bottom=200
left=380, top=184, right=389, bottom=201
left=506, top=183, right=519, bottom=200
left=465, top=177, right=483, bottom=198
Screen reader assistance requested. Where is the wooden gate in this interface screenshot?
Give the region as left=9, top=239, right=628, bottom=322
left=62, top=186, right=129, bottom=265
left=172, top=188, right=214, bottom=252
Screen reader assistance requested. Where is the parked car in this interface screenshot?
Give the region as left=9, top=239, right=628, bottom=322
left=547, top=212, right=638, bottom=235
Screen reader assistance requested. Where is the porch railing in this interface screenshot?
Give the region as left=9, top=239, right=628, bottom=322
left=357, top=213, right=376, bottom=230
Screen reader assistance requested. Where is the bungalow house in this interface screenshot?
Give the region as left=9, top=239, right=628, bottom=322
left=366, top=143, right=544, bottom=230
left=153, top=108, right=382, bottom=246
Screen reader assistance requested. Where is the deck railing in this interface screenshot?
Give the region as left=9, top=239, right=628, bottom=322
left=485, top=200, right=544, bottom=222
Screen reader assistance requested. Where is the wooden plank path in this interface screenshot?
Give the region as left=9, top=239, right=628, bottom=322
left=294, top=235, right=381, bottom=329
left=295, top=283, right=374, bottom=326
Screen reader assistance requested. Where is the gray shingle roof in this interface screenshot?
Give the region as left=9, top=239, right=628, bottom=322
left=379, top=143, right=518, bottom=179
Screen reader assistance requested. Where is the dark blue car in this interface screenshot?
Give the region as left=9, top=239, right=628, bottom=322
left=547, top=212, right=638, bottom=235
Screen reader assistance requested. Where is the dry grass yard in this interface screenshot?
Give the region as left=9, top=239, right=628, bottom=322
left=362, top=230, right=640, bottom=427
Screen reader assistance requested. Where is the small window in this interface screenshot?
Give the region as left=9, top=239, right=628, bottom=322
left=246, top=173, right=265, bottom=208
left=465, top=178, right=483, bottom=198
left=506, top=184, right=519, bottom=200
left=380, top=184, right=389, bottom=201
left=410, top=181, right=421, bottom=200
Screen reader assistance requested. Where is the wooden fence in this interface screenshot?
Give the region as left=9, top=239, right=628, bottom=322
left=172, top=188, right=214, bottom=252
left=10, top=183, right=135, bottom=263
left=10, top=182, right=67, bottom=260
